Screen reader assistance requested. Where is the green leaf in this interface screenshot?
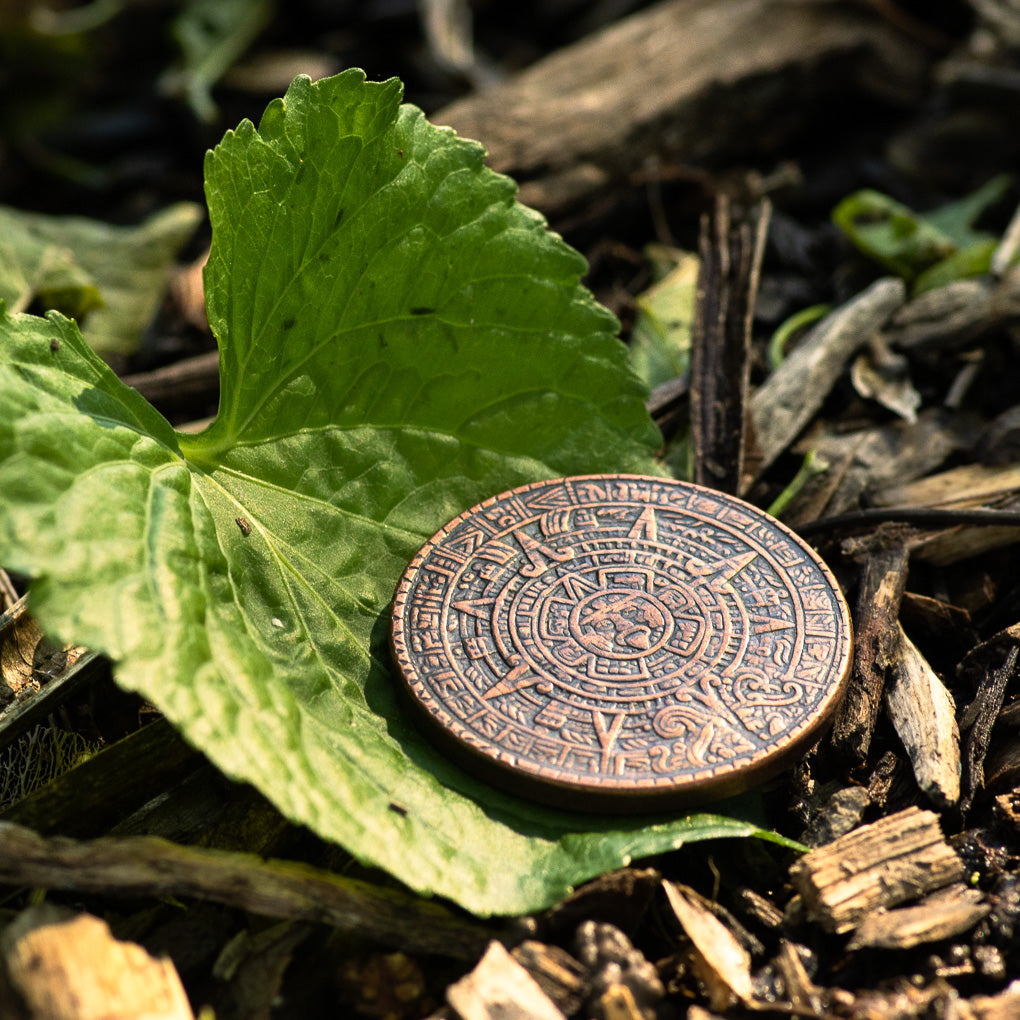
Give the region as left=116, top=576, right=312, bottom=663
left=832, top=190, right=956, bottom=280
left=0, top=203, right=202, bottom=359
left=832, top=176, right=1011, bottom=290
left=628, top=249, right=698, bottom=390
left=923, top=174, right=1011, bottom=249
left=0, top=72, right=784, bottom=916
left=164, top=0, right=275, bottom=122
left=913, top=238, right=997, bottom=295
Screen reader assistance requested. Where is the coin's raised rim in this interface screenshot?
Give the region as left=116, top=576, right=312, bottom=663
left=390, top=474, right=853, bottom=812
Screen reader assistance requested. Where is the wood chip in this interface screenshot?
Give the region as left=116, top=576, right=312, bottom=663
left=662, top=881, right=753, bottom=1010
left=800, top=785, right=871, bottom=848
left=789, top=806, right=965, bottom=933
left=750, top=277, right=905, bottom=475
left=773, top=940, right=822, bottom=1013
left=446, top=941, right=566, bottom=1020
left=885, top=275, right=1020, bottom=352
left=511, top=941, right=587, bottom=1017
left=0, top=904, right=194, bottom=1020
left=885, top=623, right=961, bottom=808
left=795, top=407, right=977, bottom=517
left=435, top=1, right=928, bottom=216
left=956, top=981, right=1020, bottom=1020
left=846, top=885, right=989, bottom=950
left=595, top=983, right=648, bottom=1020
left=872, top=462, right=1020, bottom=510
left=874, top=460, right=1020, bottom=565
left=0, top=598, right=100, bottom=748
left=832, top=544, right=909, bottom=761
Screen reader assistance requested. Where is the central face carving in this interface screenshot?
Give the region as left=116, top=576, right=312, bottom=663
left=570, top=588, right=673, bottom=659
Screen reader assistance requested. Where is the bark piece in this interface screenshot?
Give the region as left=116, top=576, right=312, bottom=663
left=977, top=405, right=1020, bottom=465
left=900, top=592, right=973, bottom=657
left=435, top=0, right=928, bottom=216
left=958, top=623, right=1020, bottom=688
left=689, top=195, right=768, bottom=494
left=733, top=887, right=783, bottom=931
left=910, top=524, right=1020, bottom=566
left=832, top=544, right=909, bottom=761
left=0, top=598, right=105, bottom=749
left=573, top=920, right=664, bottom=1019
left=885, top=269, right=1020, bottom=352
left=885, top=623, right=961, bottom=808
left=511, top=941, right=587, bottom=1017
left=789, top=806, right=965, bottom=934
left=542, top=867, right=660, bottom=939
left=446, top=941, right=566, bottom=1020
left=794, top=407, right=978, bottom=517
left=872, top=461, right=1020, bottom=566
left=850, top=334, right=921, bottom=423
left=800, top=785, right=871, bottom=848
left=960, top=645, right=1019, bottom=809
left=846, top=885, right=989, bottom=950
left=662, top=881, right=753, bottom=1011
left=0, top=821, right=490, bottom=959
left=750, top=278, right=905, bottom=475
left=773, top=940, right=822, bottom=1014
left=0, top=904, right=194, bottom=1020
left=593, top=983, right=647, bottom=1020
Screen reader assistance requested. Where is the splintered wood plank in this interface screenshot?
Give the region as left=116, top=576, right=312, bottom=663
left=434, top=0, right=928, bottom=215
left=1, top=719, right=200, bottom=837
left=789, top=806, right=965, bottom=934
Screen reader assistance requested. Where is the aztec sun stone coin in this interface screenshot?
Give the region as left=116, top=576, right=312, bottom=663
left=390, top=475, right=853, bottom=811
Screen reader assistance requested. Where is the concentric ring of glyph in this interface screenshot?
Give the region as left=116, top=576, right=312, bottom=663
left=390, top=475, right=853, bottom=811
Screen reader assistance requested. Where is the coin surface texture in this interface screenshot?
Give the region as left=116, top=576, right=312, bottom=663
left=390, top=475, right=852, bottom=810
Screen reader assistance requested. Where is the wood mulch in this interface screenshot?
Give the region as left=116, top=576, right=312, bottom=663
left=2, top=1, right=1020, bottom=1017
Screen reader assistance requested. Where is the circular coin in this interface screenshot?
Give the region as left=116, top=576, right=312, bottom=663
left=390, top=475, right=852, bottom=811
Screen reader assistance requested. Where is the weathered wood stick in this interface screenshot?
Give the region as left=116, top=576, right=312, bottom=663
left=0, top=821, right=491, bottom=959
left=690, top=196, right=769, bottom=494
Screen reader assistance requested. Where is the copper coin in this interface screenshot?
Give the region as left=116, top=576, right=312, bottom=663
left=390, top=475, right=852, bottom=811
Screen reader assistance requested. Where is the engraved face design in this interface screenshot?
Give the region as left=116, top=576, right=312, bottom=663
left=571, top=588, right=672, bottom=657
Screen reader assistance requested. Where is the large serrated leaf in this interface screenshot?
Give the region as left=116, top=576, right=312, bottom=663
left=0, top=71, right=785, bottom=916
